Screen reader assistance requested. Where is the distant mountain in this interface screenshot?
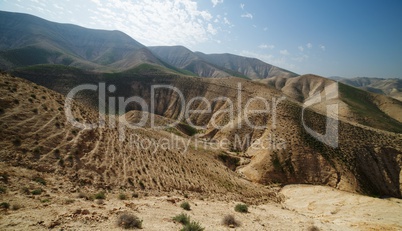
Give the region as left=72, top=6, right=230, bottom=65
left=0, top=11, right=298, bottom=80
left=331, top=77, right=402, bottom=101
left=195, top=52, right=298, bottom=79
left=149, top=46, right=238, bottom=78
left=0, top=11, right=163, bottom=71
left=149, top=46, right=298, bottom=79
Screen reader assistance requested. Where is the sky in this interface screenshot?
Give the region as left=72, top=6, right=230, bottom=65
left=1, top=0, right=402, bottom=78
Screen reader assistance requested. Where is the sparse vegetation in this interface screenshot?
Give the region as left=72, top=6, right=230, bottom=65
left=117, top=213, right=143, bottom=229
left=172, top=213, right=191, bottom=225
left=21, top=187, right=30, bottom=195
left=64, top=199, right=75, bottom=205
left=139, top=180, right=145, bottom=190
left=132, top=192, right=139, bottom=198
left=217, top=153, right=240, bottom=171
left=234, top=203, right=248, bottom=213
left=31, top=188, right=43, bottom=195
left=0, top=173, right=9, bottom=183
left=222, top=214, right=240, bottom=227
left=118, top=193, right=127, bottom=200
left=0, top=186, right=6, bottom=194
left=181, top=221, right=205, bottom=231
left=12, top=138, right=21, bottom=146
left=40, top=198, right=50, bottom=203
left=308, top=225, right=320, bottom=231
left=33, top=176, right=46, bottom=185
left=11, top=203, right=22, bottom=210
left=94, top=191, right=106, bottom=200
left=180, top=201, right=191, bottom=211
left=0, top=202, right=10, bottom=209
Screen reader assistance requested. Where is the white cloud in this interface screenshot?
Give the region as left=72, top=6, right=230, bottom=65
left=241, top=12, right=253, bottom=19
left=207, top=23, right=217, bottom=35
left=84, top=0, right=215, bottom=46
left=240, top=3, right=245, bottom=10
left=211, top=0, right=223, bottom=7
left=280, top=49, right=290, bottom=55
left=298, top=46, right=304, bottom=52
left=319, top=45, right=326, bottom=51
left=263, top=27, right=268, bottom=31
left=223, top=17, right=232, bottom=26
left=258, top=44, right=275, bottom=49
left=293, top=55, right=309, bottom=62
left=306, top=43, right=312, bottom=49
left=90, top=0, right=101, bottom=6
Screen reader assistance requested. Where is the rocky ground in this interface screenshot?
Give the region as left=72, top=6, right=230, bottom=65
left=1, top=166, right=401, bottom=231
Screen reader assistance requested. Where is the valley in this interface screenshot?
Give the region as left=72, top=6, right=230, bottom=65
left=1, top=9, right=402, bottom=231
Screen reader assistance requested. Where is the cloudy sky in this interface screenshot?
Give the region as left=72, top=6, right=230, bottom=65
left=1, top=0, right=402, bottom=78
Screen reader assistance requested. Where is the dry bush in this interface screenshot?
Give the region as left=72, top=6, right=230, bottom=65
left=222, top=214, right=240, bottom=227
left=117, top=213, right=143, bottom=229
left=180, top=201, right=191, bottom=211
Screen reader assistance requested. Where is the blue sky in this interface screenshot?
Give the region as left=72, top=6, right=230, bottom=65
left=1, top=0, right=402, bottom=78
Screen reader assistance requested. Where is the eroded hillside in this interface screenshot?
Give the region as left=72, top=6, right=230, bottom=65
left=5, top=68, right=402, bottom=198
left=0, top=73, right=277, bottom=202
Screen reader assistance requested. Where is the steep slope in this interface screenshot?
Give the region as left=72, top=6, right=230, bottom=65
left=149, top=46, right=246, bottom=78
left=260, top=74, right=402, bottom=133
left=8, top=67, right=402, bottom=198
left=332, top=77, right=402, bottom=101
left=0, top=73, right=274, bottom=201
left=149, top=46, right=297, bottom=79
left=0, top=11, right=163, bottom=71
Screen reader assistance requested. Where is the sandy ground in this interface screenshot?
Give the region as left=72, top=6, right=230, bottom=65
left=1, top=184, right=402, bottom=231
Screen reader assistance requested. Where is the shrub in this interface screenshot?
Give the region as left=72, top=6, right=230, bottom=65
left=40, top=198, right=50, bottom=203
left=64, top=199, right=75, bottom=205
left=12, top=138, right=21, bottom=146
left=94, top=191, right=106, bottom=200
left=172, top=213, right=190, bottom=225
left=33, top=176, right=46, bottom=185
left=118, top=193, right=127, bottom=200
left=180, top=221, right=204, bottom=231
left=180, top=201, right=191, bottom=211
left=132, top=192, right=139, bottom=198
left=308, top=226, right=320, bottom=231
left=0, top=186, right=6, bottom=194
left=117, top=213, right=143, bottom=229
left=0, top=173, right=9, bottom=183
left=11, top=203, right=22, bottom=210
left=21, top=187, right=30, bottom=195
left=31, top=188, right=43, bottom=195
left=234, top=204, right=248, bottom=213
left=0, top=202, right=10, bottom=209
left=217, top=154, right=240, bottom=171
left=222, top=214, right=240, bottom=227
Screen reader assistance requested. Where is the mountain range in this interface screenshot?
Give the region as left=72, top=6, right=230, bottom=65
left=331, top=76, right=402, bottom=101
left=0, top=10, right=296, bottom=80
